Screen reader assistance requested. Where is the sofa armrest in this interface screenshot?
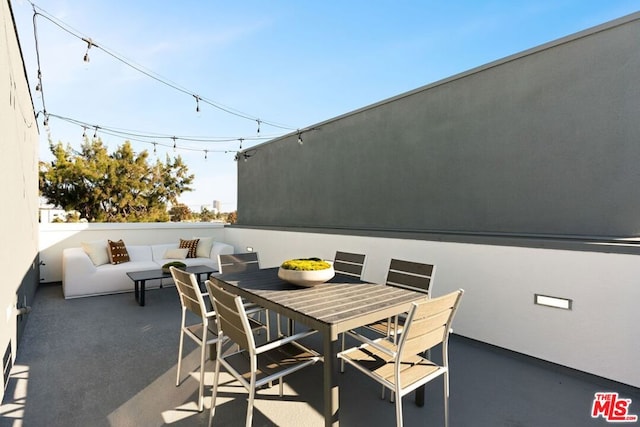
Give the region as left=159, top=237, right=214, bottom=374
left=209, top=241, right=234, bottom=270
left=63, top=248, right=97, bottom=278
left=62, top=247, right=97, bottom=295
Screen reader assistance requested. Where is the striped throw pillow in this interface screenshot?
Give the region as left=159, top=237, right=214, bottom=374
left=179, top=238, right=200, bottom=258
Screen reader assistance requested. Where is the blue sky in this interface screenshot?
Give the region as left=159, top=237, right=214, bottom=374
left=11, top=1, right=639, bottom=212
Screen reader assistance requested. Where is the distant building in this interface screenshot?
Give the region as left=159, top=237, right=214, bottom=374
left=213, top=200, right=222, bottom=214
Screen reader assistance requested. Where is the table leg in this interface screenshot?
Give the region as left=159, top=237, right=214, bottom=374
left=323, top=331, right=339, bottom=427
left=139, top=280, right=146, bottom=306
left=134, top=281, right=140, bottom=302
left=415, top=385, right=425, bottom=407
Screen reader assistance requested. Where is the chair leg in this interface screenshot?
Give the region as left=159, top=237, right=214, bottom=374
left=246, top=378, right=256, bottom=427
left=176, top=312, right=186, bottom=386
left=276, top=313, right=282, bottom=337
left=444, top=370, right=450, bottom=427
left=265, top=310, right=271, bottom=341
left=340, top=333, right=345, bottom=373
left=394, top=387, right=403, bottom=427
left=208, top=352, right=221, bottom=427
left=198, top=329, right=207, bottom=412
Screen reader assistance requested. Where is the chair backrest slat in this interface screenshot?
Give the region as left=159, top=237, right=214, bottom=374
left=218, top=253, right=260, bottom=274
left=398, top=289, right=464, bottom=358
left=171, top=267, right=206, bottom=318
left=402, top=310, right=452, bottom=356
left=333, top=251, right=366, bottom=278
left=386, top=259, right=435, bottom=296
left=206, top=281, right=253, bottom=351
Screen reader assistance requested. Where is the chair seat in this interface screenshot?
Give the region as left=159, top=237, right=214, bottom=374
left=185, top=316, right=265, bottom=345
left=363, top=315, right=407, bottom=337
left=224, top=341, right=320, bottom=386
left=183, top=323, right=218, bottom=345
left=340, top=338, right=445, bottom=390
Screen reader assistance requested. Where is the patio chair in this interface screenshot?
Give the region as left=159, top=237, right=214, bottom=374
left=333, top=251, right=366, bottom=278
left=205, top=280, right=321, bottom=427
left=338, top=289, right=464, bottom=427
left=218, top=252, right=260, bottom=273
left=342, top=259, right=435, bottom=372
left=217, top=252, right=270, bottom=335
left=365, top=259, right=436, bottom=339
left=170, top=266, right=266, bottom=412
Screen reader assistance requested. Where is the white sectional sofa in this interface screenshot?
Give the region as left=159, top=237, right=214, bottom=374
left=62, top=240, right=234, bottom=299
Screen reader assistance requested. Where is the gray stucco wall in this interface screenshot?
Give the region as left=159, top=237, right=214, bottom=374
left=238, top=13, right=640, bottom=239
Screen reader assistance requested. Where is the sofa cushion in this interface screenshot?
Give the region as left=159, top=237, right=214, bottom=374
left=107, top=239, right=130, bottom=264
left=179, top=238, right=199, bottom=258
left=194, top=236, right=214, bottom=258
left=164, top=248, right=189, bottom=259
left=81, top=241, right=110, bottom=266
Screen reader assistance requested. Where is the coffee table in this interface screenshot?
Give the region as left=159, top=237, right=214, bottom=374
left=126, top=265, right=216, bottom=306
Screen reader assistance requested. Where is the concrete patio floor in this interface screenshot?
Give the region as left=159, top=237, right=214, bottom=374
left=1, top=284, right=638, bottom=426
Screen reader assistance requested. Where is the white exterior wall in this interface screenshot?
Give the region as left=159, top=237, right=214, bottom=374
left=224, top=227, right=640, bottom=388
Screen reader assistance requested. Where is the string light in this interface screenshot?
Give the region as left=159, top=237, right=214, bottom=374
left=234, top=148, right=257, bottom=162
left=28, top=1, right=320, bottom=161
left=204, top=149, right=208, bottom=160
left=82, top=37, right=94, bottom=63
left=28, top=1, right=321, bottom=160
left=297, top=130, right=303, bottom=145
left=29, top=5, right=298, bottom=132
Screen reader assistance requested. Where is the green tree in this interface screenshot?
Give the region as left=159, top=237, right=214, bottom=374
left=198, top=206, right=216, bottom=222
left=227, top=211, right=237, bottom=224
left=39, top=139, right=194, bottom=222
left=169, top=203, right=192, bottom=222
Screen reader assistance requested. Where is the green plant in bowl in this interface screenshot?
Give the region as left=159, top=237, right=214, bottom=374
left=278, top=257, right=334, bottom=287
left=280, top=257, right=331, bottom=271
left=162, top=261, right=186, bottom=273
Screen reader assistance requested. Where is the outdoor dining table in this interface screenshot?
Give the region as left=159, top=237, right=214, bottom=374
left=210, top=267, right=428, bottom=427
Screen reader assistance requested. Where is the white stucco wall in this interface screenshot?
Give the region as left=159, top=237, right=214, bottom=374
left=224, top=227, right=640, bottom=388
left=0, top=0, right=40, bottom=401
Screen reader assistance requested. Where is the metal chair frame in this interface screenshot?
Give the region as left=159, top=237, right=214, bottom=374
left=338, top=289, right=464, bottom=427
left=206, top=280, right=321, bottom=427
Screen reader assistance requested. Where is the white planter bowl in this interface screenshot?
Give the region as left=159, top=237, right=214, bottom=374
left=278, top=266, right=335, bottom=287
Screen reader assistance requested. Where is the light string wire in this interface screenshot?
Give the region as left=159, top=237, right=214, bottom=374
left=28, top=1, right=316, bottom=158
left=29, top=2, right=297, bottom=132
left=46, top=112, right=276, bottom=152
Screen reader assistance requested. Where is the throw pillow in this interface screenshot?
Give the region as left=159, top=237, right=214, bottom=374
left=164, top=248, right=189, bottom=260
left=107, top=239, right=130, bottom=264
left=80, top=241, right=110, bottom=266
left=193, top=236, right=214, bottom=258
left=179, top=238, right=200, bottom=258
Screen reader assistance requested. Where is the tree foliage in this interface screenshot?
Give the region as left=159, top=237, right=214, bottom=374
left=39, top=139, right=194, bottom=222
left=168, top=204, right=193, bottom=222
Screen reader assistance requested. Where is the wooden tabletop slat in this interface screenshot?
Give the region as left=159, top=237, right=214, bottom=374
left=213, top=268, right=426, bottom=332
